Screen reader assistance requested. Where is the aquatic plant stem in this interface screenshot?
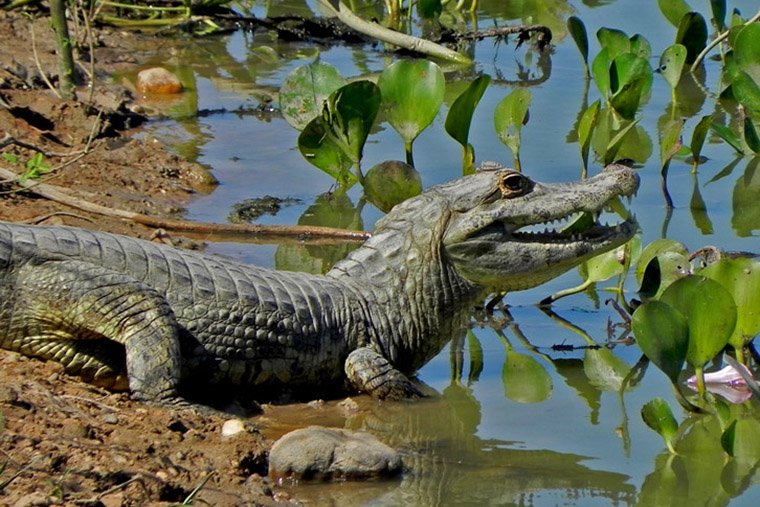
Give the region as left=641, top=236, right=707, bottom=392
left=50, top=0, right=77, bottom=100
left=318, top=0, right=472, bottom=65
left=694, top=364, right=706, bottom=397
left=690, top=9, right=760, bottom=72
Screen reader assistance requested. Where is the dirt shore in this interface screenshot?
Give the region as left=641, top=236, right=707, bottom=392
left=0, top=10, right=300, bottom=506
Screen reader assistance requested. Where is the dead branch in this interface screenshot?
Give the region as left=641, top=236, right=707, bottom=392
left=0, top=165, right=371, bottom=243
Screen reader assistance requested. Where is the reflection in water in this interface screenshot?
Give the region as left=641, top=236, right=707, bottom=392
left=271, top=382, right=636, bottom=505
left=732, top=158, right=760, bottom=237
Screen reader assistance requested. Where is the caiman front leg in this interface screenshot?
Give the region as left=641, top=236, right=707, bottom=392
left=345, top=347, right=424, bottom=400
left=9, top=260, right=185, bottom=406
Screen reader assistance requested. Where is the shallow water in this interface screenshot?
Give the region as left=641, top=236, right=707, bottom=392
left=142, top=0, right=760, bottom=504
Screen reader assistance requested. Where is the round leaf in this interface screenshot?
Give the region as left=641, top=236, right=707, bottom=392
left=493, top=88, right=531, bottom=164
left=378, top=60, right=445, bottom=145
left=298, top=81, right=381, bottom=182
left=734, top=22, right=760, bottom=84
left=641, top=397, right=679, bottom=454
left=610, top=53, right=653, bottom=119
left=502, top=351, right=552, bottom=404
left=583, top=348, right=631, bottom=392
left=659, top=44, right=687, bottom=90
left=567, top=16, right=589, bottom=70
left=363, top=160, right=422, bottom=213
left=701, top=258, right=760, bottom=348
left=675, top=12, right=708, bottom=64
left=733, top=71, right=760, bottom=115
left=445, top=74, right=491, bottom=148
left=280, top=61, right=346, bottom=130
left=591, top=47, right=612, bottom=99
left=632, top=300, right=689, bottom=383
left=660, top=275, right=737, bottom=369
left=658, top=0, right=690, bottom=27
left=596, top=27, right=631, bottom=60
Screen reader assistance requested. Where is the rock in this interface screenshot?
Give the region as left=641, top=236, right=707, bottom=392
left=136, top=67, right=183, bottom=95
left=221, top=418, right=246, bottom=438
left=268, top=426, right=402, bottom=481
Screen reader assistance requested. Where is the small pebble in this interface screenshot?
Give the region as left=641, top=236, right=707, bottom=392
left=221, top=418, right=246, bottom=437
left=102, top=413, right=119, bottom=424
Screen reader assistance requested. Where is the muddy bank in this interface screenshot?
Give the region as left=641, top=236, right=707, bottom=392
left=0, top=10, right=307, bottom=505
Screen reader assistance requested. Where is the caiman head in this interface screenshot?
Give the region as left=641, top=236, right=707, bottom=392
left=438, top=162, right=639, bottom=292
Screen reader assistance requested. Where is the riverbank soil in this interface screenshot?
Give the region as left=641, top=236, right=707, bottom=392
left=0, top=10, right=296, bottom=506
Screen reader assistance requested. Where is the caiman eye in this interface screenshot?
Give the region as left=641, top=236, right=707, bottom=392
left=498, top=172, right=531, bottom=196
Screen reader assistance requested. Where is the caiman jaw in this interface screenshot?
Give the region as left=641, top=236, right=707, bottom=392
left=443, top=164, right=639, bottom=292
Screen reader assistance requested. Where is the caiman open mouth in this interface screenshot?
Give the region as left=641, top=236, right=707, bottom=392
left=475, top=205, right=637, bottom=245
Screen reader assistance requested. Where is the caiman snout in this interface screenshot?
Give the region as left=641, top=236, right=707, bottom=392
left=442, top=163, right=639, bottom=291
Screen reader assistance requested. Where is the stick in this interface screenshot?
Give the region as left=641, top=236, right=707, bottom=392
left=0, top=165, right=370, bottom=243
left=318, top=0, right=472, bottom=65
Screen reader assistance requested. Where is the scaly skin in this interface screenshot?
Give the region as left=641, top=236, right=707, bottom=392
left=0, top=163, right=638, bottom=406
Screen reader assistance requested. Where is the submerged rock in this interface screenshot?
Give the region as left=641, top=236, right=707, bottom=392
left=136, top=67, right=183, bottom=95
left=269, top=426, right=402, bottom=481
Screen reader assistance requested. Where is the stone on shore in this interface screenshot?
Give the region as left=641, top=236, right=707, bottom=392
left=268, top=426, right=402, bottom=481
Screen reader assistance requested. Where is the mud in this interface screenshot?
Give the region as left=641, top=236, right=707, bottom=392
left=0, top=10, right=308, bottom=506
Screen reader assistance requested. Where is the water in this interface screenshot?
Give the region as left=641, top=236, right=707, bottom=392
left=141, top=0, right=760, bottom=504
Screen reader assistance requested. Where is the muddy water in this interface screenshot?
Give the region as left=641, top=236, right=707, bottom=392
left=142, top=0, right=760, bottom=505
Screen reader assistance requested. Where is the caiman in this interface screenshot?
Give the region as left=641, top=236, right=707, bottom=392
left=0, top=163, right=638, bottom=407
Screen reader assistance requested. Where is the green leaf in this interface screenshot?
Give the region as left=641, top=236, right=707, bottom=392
left=378, top=59, right=445, bottom=146
left=636, top=239, right=690, bottom=286
left=731, top=158, right=760, bottom=236
left=675, top=12, right=708, bottom=64
left=660, top=275, right=737, bottom=369
left=638, top=252, right=691, bottom=300
left=494, top=88, right=531, bottom=169
left=733, top=22, right=760, bottom=84
left=591, top=48, right=612, bottom=100
left=597, top=27, right=631, bottom=60
left=467, top=331, right=483, bottom=384
left=583, top=243, right=627, bottom=283
left=417, top=0, right=442, bottom=18
left=362, top=160, right=422, bottom=213
left=658, top=0, right=691, bottom=27
left=298, top=81, right=381, bottom=183
left=690, top=115, right=712, bottom=168
left=632, top=301, right=689, bottom=383
left=659, top=44, right=687, bottom=90
left=641, top=398, right=679, bottom=454
left=710, top=0, right=727, bottom=31
left=567, top=16, right=589, bottom=73
left=710, top=121, right=744, bottom=154
left=629, top=34, right=652, bottom=60
left=604, top=118, right=641, bottom=165
left=744, top=116, right=760, bottom=154
left=660, top=119, right=685, bottom=168
left=502, top=351, right=552, bottom=404
left=722, top=417, right=760, bottom=459
left=578, top=100, right=600, bottom=173
left=733, top=71, right=760, bottom=115
left=280, top=61, right=346, bottom=130
left=701, top=258, right=760, bottom=350
left=591, top=109, right=652, bottom=164
left=583, top=348, right=631, bottom=392
left=610, top=53, right=653, bottom=119
left=445, top=74, right=491, bottom=148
